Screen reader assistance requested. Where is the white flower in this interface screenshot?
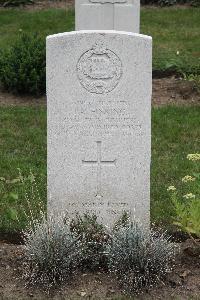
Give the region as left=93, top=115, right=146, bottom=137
left=182, top=175, right=196, bottom=183
left=187, top=153, right=200, bottom=161
left=176, top=51, right=180, bottom=55
left=167, top=186, right=176, bottom=192
left=183, top=193, right=195, bottom=199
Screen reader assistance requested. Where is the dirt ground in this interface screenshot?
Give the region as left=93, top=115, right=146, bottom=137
left=0, top=77, right=199, bottom=107
left=0, top=240, right=200, bottom=300
left=152, top=76, right=200, bottom=107
left=0, top=91, right=46, bottom=107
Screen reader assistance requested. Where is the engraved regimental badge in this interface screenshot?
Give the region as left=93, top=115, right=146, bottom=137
left=77, top=43, right=122, bottom=94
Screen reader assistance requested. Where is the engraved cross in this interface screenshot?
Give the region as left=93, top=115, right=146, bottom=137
left=82, top=141, right=116, bottom=199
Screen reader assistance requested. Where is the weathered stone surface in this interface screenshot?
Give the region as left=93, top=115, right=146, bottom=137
left=75, top=0, right=140, bottom=33
left=47, top=31, right=152, bottom=226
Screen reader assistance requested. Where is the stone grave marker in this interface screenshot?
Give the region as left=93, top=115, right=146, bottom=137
left=47, top=31, right=152, bottom=226
left=75, top=0, right=140, bottom=33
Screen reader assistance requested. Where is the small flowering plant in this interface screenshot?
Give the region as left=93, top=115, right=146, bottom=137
left=167, top=153, right=200, bottom=243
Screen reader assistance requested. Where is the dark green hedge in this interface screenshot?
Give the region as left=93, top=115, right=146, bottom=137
left=0, top=0, right=33, bottom=7
left=0, top=33, right=45, bottom=96
left=141, top=0, right=199, bottom=5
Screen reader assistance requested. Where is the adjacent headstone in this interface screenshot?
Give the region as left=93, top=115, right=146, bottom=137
left=75, top=0, right=140, bottom=33
left=47, top=31, right=152, bottom=227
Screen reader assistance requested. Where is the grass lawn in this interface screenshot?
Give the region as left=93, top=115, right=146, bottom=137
left=0, top=7, right=200, bottom=74
left=151, top=106, right=200, bottom=226
left=0, top=106, right=200, bottom=232
left=0, top=107, right=46, bottom=231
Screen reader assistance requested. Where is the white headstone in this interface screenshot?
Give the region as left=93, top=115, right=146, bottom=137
left=47, top=31, right=152, bottom=227
left=75, top=0, right=140, bottom=33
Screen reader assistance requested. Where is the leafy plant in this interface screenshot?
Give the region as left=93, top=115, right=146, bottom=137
left=0, top=169, right=45, bottom=231
left=155, top=52, right=200, bottom=77
left=23, top=214, right=81, bottom=288
left=0, top=177, right=19, bottom=223
left=167, top=153, right=200, bottom=242
left=191, top=0, right=200, bottom=6
left=0, top=32, right=45, bottom=96
left=107, top=222, right=176, bottom=293
left=182, top=73, right=200, bottom=93
left=70, top=214, right=109, bottom=270
left=141, top=0, right=197, bottom=5
left=158, top=0, right=177, bottom=6
left=0, top=0, right=33, bottom=7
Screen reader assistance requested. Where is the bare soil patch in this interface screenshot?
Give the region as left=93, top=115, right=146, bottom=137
left=0, top=77, right=199, bottom=107
left=0, top=240, right=200, bottom=300
left=152, top=76, right=200, bottom=107
left=0, top=91, right=46, bottom=107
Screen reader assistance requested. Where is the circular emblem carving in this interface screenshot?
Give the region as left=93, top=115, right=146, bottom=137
left=77, top=43, right=122, bottom=94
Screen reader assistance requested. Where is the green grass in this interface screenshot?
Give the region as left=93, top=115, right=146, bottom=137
left=0, top=106, right=46, bottom=231
left=0, top=9, right=75, bottom=48
left=0, top=106, right=199, bottom=232
left=0, top=106, right=46, bottom=176
left=151, top=106, right=200, bottom=226
left=141, top=7, right=200, bottom=73
left=0, top=7, right=199, bottom=74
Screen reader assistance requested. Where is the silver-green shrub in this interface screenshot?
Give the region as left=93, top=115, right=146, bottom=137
left=107, top=222, right=176, bottom=293
left=23, top=214, right=81, bottom=287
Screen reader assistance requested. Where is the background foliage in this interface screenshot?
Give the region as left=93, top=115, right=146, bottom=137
left=1, top=0, right=199, bottom=7
left=0, top=33, right=45, bottom=95
left=0, top=7, right=199, bottom=93
left=0, top=107, right=46, bottom=232
left=0, top=0, right=33, bottom=7
left=141, top=0, right=200, bottom=5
